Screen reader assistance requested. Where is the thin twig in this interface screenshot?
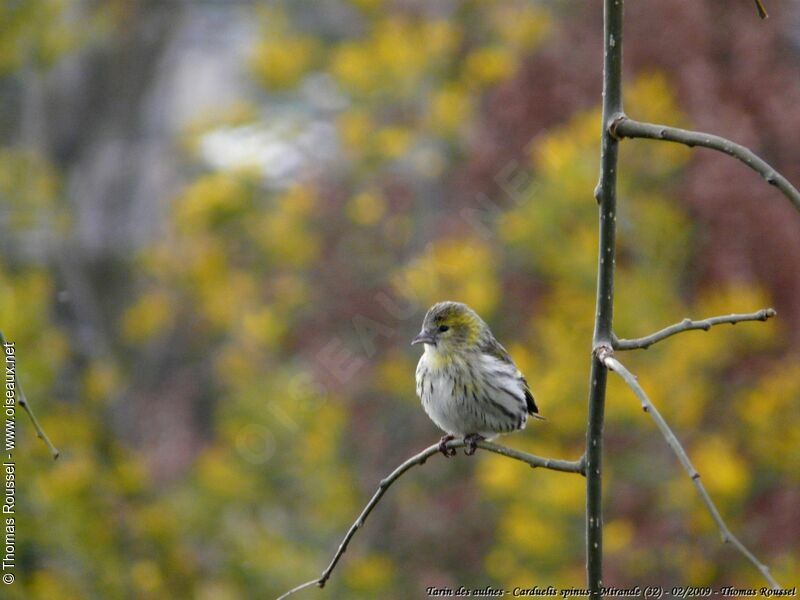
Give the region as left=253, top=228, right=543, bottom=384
left=611, top=117, right=800, bottom=213
left=0, top=331, right=60, bottom=459
left=276, top=580, right=319, bottom=600
left=613, top=308, right=776, bottom=350
left=754, top=0, right=769, bottom=19
left=17, top=385, right=60, bottom=459
left=277, top=439, right=584, bottom=599
left=600, top=351, right=781, bottom=589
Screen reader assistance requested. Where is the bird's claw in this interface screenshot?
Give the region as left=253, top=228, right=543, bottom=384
left=464, top=433, right=485, bottom=456
left=438, top=435, right=457, bottom=457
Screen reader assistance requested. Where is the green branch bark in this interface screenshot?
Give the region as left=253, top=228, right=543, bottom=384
left=586, top=0, right=624, bottom=595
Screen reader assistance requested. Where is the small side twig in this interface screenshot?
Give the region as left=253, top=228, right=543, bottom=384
left=0, top=331, right=59, bottom=460
left=276, top=580, right=318, bottom=600
left=17, top=386, right=60, bottom=459
left=754, top=0, right=769, bottom=19
left=600, top=352, right=781, bottom=589
left=613, top=308, right=776, bottom=350
left=277, top=439, right=584, bottom=599
left=611, top=117, right=800, bottom=213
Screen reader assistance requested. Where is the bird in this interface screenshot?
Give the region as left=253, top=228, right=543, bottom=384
left=412, top=301, right=543, bottom=457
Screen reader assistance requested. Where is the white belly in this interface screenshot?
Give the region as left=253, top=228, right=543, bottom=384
left=415, top=348, right=527, bottom=438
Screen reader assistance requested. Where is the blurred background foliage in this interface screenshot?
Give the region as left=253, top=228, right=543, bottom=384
left=1, top=1, right=799, bottom=598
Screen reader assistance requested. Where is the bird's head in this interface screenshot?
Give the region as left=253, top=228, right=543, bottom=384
left=411, top=301, right=488, bottom=355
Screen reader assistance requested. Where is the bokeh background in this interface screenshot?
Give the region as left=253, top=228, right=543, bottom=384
left=2, top=1, right=799, bottom=597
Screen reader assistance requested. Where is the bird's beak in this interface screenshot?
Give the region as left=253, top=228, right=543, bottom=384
left=411, top=330, right=436, bottom=346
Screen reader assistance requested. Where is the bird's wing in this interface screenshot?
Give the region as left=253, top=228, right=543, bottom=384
left=480, top=336, right=543, bottom=418
left=521, top=376, right=543, bottom=418
left=479, top=336, right=513, bottom=364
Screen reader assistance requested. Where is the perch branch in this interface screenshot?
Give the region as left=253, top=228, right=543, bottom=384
left=0, top=331, right=59, bottom=459
left=611, top=117, right=800, bottom=213
left=613, top=308, right=776, bottom=350
left=599, top=350, right=780, bottom=589
left=276, top=439, right=584, bottom=599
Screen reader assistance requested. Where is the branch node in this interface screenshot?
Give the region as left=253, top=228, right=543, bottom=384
left=721, top=533, right=732, bottom=544
left=608, top=113, right=627, bottom=140
left=594, top=343, right=614, bottom=363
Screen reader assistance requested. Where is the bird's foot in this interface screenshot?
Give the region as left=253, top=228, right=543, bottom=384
left=463, top=433, right=485, bottom=456
left=438, top=434, right=457, bottom=458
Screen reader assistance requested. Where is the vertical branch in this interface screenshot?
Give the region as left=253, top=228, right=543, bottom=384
left=586, top=0, right=623, bottom=596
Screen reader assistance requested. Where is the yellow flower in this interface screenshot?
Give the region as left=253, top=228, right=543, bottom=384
left=197, top=448, right=253, bottom=498
left=337, top=110, right=374, bottom=155
left=343, top=554, right=395, bottom=593
left=429, top=83, right=472, bottom=135
left=176, top=173, right=250, bottom=232
left=83, top=360, right=120, bottom=404
left=253, top=188, right=321, bottom=267
left=422, top=20, right=461, bottom=58
left=350, top=0, right=384, bottom=12
left=346, top=191, right=386, bottom=226
left=395, top=237, right=499, bottom=315
left=464, top=46, right=517, bottom=86
left=375, top=126, right=412, bottom=159
left=604, top=519, right=634, bottom=554
left=241, top=306, right=285, bottom=350
left=477, top=454, right=528, bottom=497
left=251, top=35, right=317, bottom=89
left=491, top=5, right=551, bottom=51
left=331, top=42, right=380, bottom=95
left=121, top=290, right=173, bottom=342
left=692, top=435, right=750, bottom=499
left=279, top=184, right=317, bottom=217
left=131, top=561, right=164, bottom=596
left=375, top=352, right=415, bottom=397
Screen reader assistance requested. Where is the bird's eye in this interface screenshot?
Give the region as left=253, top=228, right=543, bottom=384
left=438, top=325, right=449, bottom=333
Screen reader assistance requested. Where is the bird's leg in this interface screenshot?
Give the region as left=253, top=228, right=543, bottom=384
left=438, top=434, right=457, bottom=457
left=463, top=433, right=485, bottom=456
